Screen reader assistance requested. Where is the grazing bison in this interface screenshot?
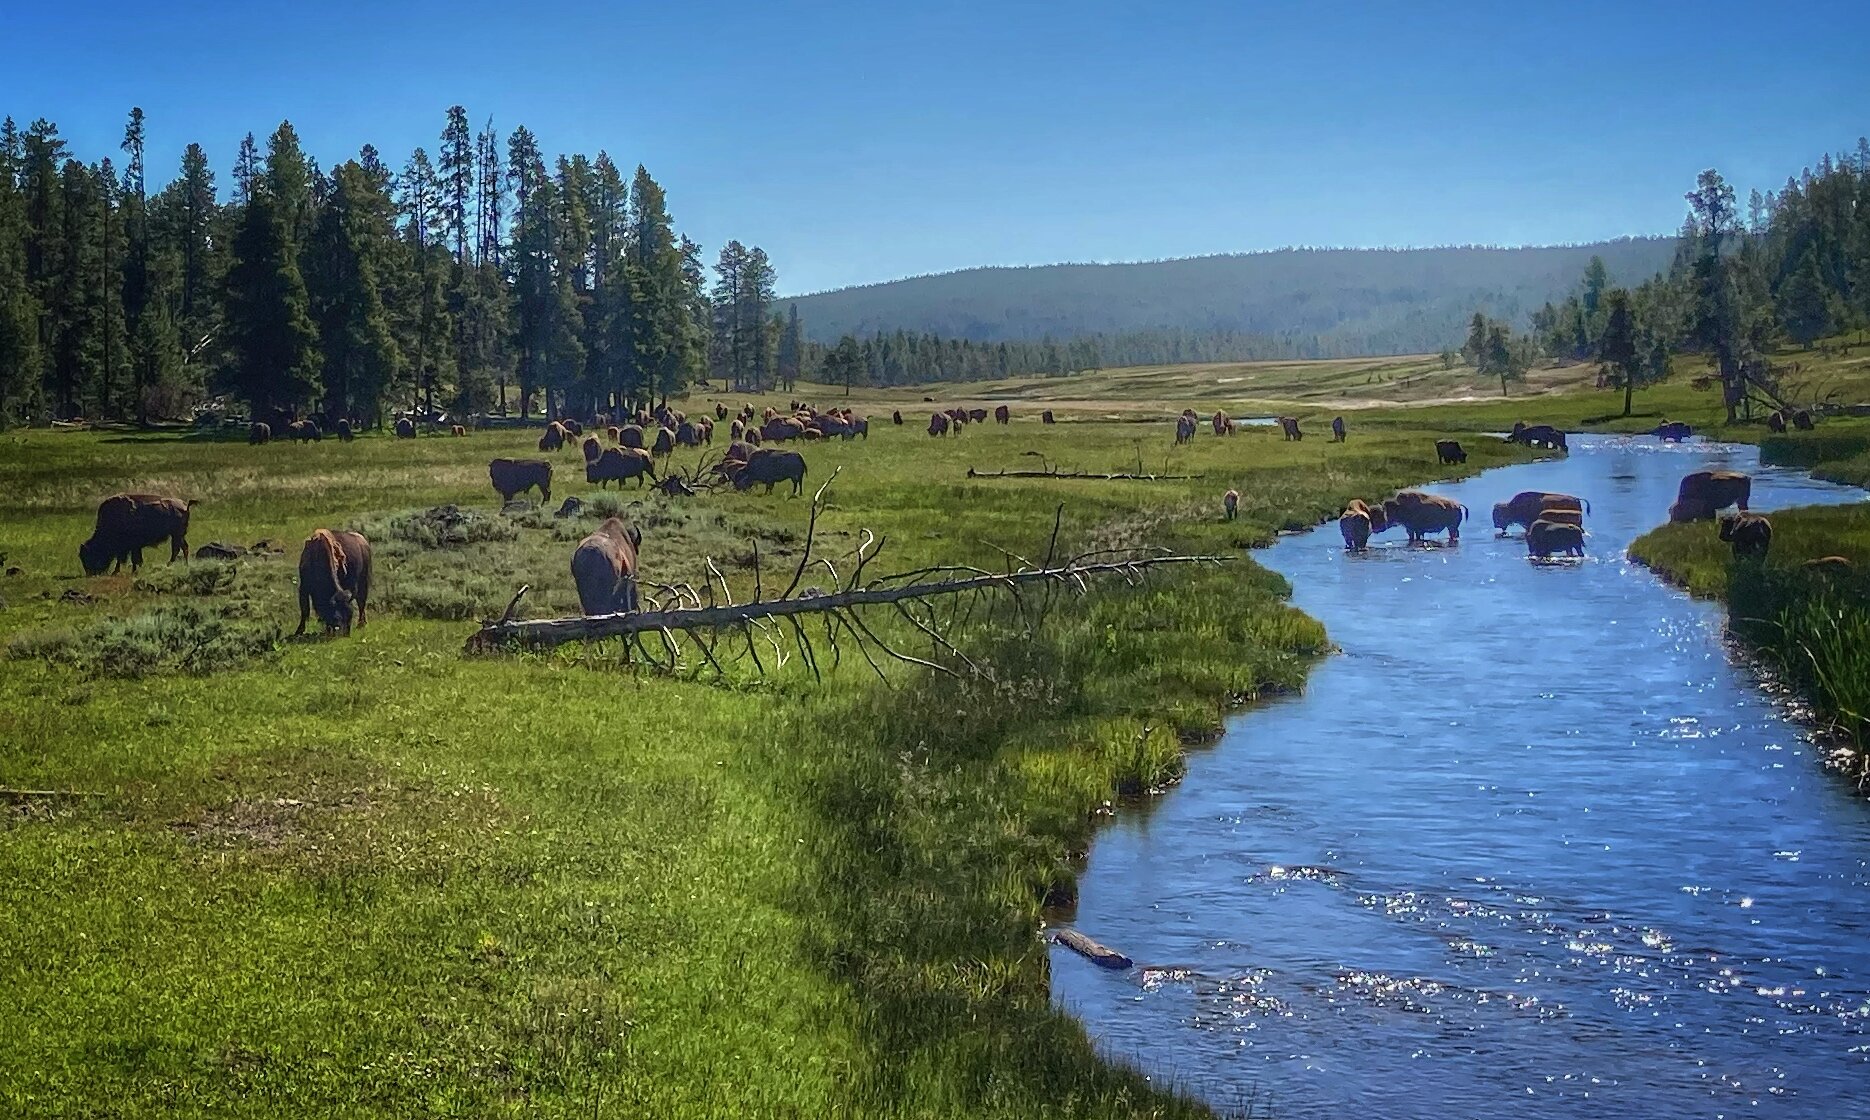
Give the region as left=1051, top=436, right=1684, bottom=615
left=715, top=403, right=729, bottom=421
left=1331, top=416, right=1346, bottom=442
left=1767, top=410, right=1787, bottom=433
left=619, top=424, right=645, bottom=450
left=1804, top=556, right=1855, bottom=576
left=538, top=422, right=566, bottom=452
left=586, top=447, right=656, bottom=489
left=1791, top=409, right=1814, bottom=431
left=729, top=419, right=745, bottom=442
left=248, top=422, right=271, bottom=445
left=335, top=418, right=356, bottom=442
left=1650, top=421, right=1692, bottom=442
left=892, top=410, right=903, bottom=426
left=1042, top=409, right=1056, bottom=425
left=561, top=419, right=583, bottom=437
left=1382, top=491, right=1466, bottom=542
left=571, top=518, right=642, bottom=616
left=1669, top=470, right=1751, bottom=522
left=1718, top=513, right=1773, bottom=561
left=676, top=420, right=703, bottom=447
left=295, top=528, right=372, bottom=636
left=581, top=436, right=603, bottom=462
left=451, top=424, right=466, bottom=437
left=1506, top=422, right=1568, bottom=451
left=1223, top=489, right=1239, bottom=521
left=1526, top=519, right=1585, bottom=559
left=1340, top=508, right=1371, bottom=551
left=489, top=458, right=552, bottom=504
left=732, top=448, right=808, bottom=495
left=1279, top=416, right=1302, bottom=441
left=850, top=416, right=868, bottom=439
left=994, top=405, right=1010, bottom=425
left=1212, top=410, right=1230, bottom=436
left=287, top=419, right=322, bottom=443
left=79, top=493, right=194, bottom=576
left=1435, top=439, right=1466, bottom=465
left=1175, top=415, right=1196, bottom=444
left=606, top=425, right=621, bottom=443
left=968, top=407, right=988, bottom=423
left=652, top=427, right=676, bottom=457
left=1492, top=491, right=1588, bottom=534
left=929, top=412, right=950, bottom=437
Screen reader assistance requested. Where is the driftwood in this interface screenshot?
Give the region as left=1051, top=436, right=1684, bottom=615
left=1051, top=928, right=1133, bottom=970
left=967, top=466, right=1196, bottom=481
left=465, top=479, right=1227, bottom=680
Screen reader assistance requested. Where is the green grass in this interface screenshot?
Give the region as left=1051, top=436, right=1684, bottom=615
left=1760, top=423, right=1870, bottom=487
left=0, top=404, right=1538, bottom=1117
left=1630, top=504, right=1870, bottom=767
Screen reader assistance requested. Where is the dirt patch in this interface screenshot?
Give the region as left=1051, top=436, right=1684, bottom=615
left=169, top=787, right=378, bottom=849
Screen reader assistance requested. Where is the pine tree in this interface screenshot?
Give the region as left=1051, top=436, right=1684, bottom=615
left=1777, top=248, right=1834, bottom=347
left=439, top=106, right=473, bottom=263
left=1596, top=288, right=1641, bottom=416
left=307, top=161, right=402, bottom=423
left=777, top=303, right=802, bottom=392
left=219, top=187, right=320, bottom=418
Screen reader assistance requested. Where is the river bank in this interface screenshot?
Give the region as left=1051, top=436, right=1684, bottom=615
left=0, top=415, right=1532, bottom=1117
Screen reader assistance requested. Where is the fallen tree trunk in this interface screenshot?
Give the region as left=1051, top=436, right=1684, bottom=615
left=967, top=467, right=1196, bottom=481
left=466, top=553, right=1227, bottom=652
left=1051, top=928, right=1133, bottom=970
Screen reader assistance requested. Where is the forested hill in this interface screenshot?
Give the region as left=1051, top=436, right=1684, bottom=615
left=788, top=239, right=1675, bottom=357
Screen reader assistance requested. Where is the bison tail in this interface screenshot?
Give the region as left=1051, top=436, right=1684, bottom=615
left=1582, top=498, right=1592, bottom=514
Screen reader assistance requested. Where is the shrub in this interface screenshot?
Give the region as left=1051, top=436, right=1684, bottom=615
left=7, top=602, right=281, bottom=678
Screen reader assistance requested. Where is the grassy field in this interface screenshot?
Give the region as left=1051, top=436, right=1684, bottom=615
left=0, top=401, right=1540, bottom=1118
left=1630, top=505, right=1870, bottom=767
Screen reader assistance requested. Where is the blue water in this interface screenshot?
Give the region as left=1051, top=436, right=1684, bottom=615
left=1051, top=435, right=1870, bottom=1119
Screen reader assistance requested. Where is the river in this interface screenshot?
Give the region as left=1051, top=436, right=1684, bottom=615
left=1051, top=435, right=1870, bottom=1119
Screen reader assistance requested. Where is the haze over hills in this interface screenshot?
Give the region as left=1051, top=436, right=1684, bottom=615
left=787, top=238, right=1676, bottom=359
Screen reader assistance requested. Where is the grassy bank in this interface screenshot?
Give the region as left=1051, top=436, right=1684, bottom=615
left=1760, top=422, right=1870, bottom=487
left=0, top=407, right=1534, bottom=1116
left=1630, top=505, right=1870, bottom=772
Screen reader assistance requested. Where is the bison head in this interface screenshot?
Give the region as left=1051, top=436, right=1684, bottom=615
left=1491, top=502, right=1512, bottom=532
left=77, top=536, right=112, bottom=576
left=317, top=587, right=355, bottom=635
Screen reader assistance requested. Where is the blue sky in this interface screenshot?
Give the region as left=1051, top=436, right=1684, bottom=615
left=6, top=0, right=1865, bottom=295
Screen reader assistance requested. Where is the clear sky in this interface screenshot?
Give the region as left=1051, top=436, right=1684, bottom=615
left=6, top=0, right=1865, bottom=295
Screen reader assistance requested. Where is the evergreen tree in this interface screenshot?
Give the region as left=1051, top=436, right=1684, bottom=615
left=1683, top=169, right=1744, bottom=419
left=218, top=187, right=320, bottom=417
left=777, top=303, right=802, bottom=391
left=307, top=160, right=402, bottom=423
left=1777, top=248, right=1834, bottom=347
left=439, top=105, right=473, bottom=263
left=1596, top=288, right=1642, bottom=416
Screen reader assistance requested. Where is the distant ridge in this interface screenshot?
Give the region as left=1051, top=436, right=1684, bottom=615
left=786, top=238, right=1674, bottom=356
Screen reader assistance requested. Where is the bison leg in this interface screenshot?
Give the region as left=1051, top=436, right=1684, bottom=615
left=173, top=534, right=188, bottom=563
left=296, top=585, right=312, bottom=636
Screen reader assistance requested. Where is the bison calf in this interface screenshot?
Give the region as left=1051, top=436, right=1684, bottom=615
left=296, top=529, right=372, bottom=636
left=1718, top=513, right=1772, bottom=562
left=1526, top=519, right=1585, bottom=559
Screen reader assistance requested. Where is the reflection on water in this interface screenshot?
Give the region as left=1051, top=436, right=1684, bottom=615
left=1052, top=435, right=1870, bottom=1119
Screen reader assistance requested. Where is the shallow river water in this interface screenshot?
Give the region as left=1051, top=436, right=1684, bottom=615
left=1051, top=435, right=1870, bottom=1119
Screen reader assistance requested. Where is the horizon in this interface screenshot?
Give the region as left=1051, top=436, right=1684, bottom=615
left=7, top=0, right=1867, bottom=295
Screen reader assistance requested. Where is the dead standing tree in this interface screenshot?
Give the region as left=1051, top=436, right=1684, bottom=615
left=466, top=474, right=1229, bottom=681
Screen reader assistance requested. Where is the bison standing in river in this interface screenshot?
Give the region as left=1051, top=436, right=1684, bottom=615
left=1526, top=519, right=1585, bottom=559
left=571, top=518, right=642, bottom=616
left=1340, top=508, right=1372, bottom=551
left=295, top=528, right=372, bottom=636
left=1382, top=491, right=1466, bottom=542
left=1492, top=491, right=1587, bottom=534
left=80, top=493, right=195, bottom=575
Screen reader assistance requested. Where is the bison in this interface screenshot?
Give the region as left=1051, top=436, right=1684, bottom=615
left=968, top=407, right=988, bottom=424
left=582, top=435, right=603, bottom=462
left=335, top=418, right=356, bottom=441
left=1175, top=415, right=1196, bottom=444
left=652, top=427, right=677, bottom=457
left=1526, top=519, right=1585, bottom=559
left=79, top=493, right=194, bottom=576
left=489, top=458, right=552, bottom=504
left=1669, top=470, right=1751, bottom=522
left=1767, top=410, right=1787, bottom=433
left=287, top=419, right=322, bottom=443
left=561, top=419, right=583, bottom=437
left=1331, top=416, right=1346, bottom=442
left=1792, top=409, right=1814, bottom=431
left=1042, top=410, right=1056, bottom=425
left=571, top=518, right=641, bottom=616
left=1492, top=491, right=1588, bottom=534
left=539, top=422, right=567, bottom=452
left=1435, top=439, right=1466, bottom=465
left=619, top=424, right=646, bottom=450
left=715, top=403, right=729, bottom=421
left=892, top=410, right=904, bottom=426
left=1279, top=416, right=1302, bottom=441
left=451, top=424, right=466, bottom=437
left=732, top=448, right=807, bottom=495
left=994, top=405, right=1010, bottom=425
left=1650, top=421, right=1692, bottom=442
left=586, top=447, right=656, bottom=489
left=295, top=528, right=372, bottom=636
left=1535, top=507, right=1585, bottom=528
left=1382, top=491, right=1466, bottom=542
left=929, top=412, right=949, bottom=437
left=676, top=420, right=703, bottom=447
left=1223, top=489, right=1239, bottom=521
left=1506, top=422, right=1567, bottom=451
left=1718, top=512, right=1772, bottom=561
left=1340, top=508, right=1371, bottom=551
left=248, top=422, right=271, bottom=445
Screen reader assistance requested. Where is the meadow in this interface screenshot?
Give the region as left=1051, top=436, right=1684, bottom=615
left=0, top=396, right=1540, bottom=1118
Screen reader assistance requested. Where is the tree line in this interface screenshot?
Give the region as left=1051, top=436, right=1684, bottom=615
left=0, top=107, right=790, bottom=426
left=1471, top=140, right=1870, bottom=415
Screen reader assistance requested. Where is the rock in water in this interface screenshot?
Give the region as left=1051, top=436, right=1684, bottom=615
left=1051, top=928, right=1133, bottom=969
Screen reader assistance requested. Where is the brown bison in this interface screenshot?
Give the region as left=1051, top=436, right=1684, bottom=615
left=968, top=407, right=988, bottom=423
left=1650, top=421, right=1692, bottom=442
left=582, top=435, right=603, bottom=462
left=1792, top=409, right=1814, bottom=431
left=79, top=493, right=194, bottom=575
left=1042, top=409, right=1056, bottom=425
left=539, top=422, right=567, bottom=452
left=450, top=424, right=466, bottom=437
left=1383, top=491, right=1466, bottom=542
left=1492, top=491, right=1588, bottom=534
left=561, top=419, right=584, bottom=437
left=1212, top=410, right=1230, bottom=436
left=994, top=404, right=1010, bottom=425
left=676, top=420, right=703, bottom=447
left=287, top=419, right=322, bottom=443
left=587, top=447, right=656, bottom=489
left=1175, top=415, right=1196, bottom=444
left=335, top=418, right=356, bottom=442
left=248, top=422, right=271, bottom=445
left=1223, top=489, right=1239, bottom=521
left=763, top=417, right=806, bottom=442
left=1340, top=509, right=1371, bottom=551
left=929, top=412, right=950, bottom=437
left=1331, top=416, right=1346, bottom=442
left=489, top=458, right=552, bottom=504
left=1279, top=417, right=1302, bottom=441
left=849, top=416, right=868, bottom=439
left=715, top=403, right=729, bottom=421
left=389, top=415, right=412, bottom=438
left=1718, top=512, right=1772, bottom=561
left=732, top=448, right=807, bottom=495
left=1535, top=507, right=1585, bottom=528
left=606, top=425, right=621, bottom=443
left=619, top=424, right=646, bottom=450
left=892, top=410, right=904, bottom=426
left=1435, top=439, right=1466, bottom=465
left=1767, top=410, right=1787, bottom=433
left=652, top=427, right=677, bottom=457
left=1526, top=519, right=1585, bottom=559
left=295, top=528, right=372, bottom=636
left=1803, top=556, right=1854, bottom=576
left=571, top=518, right=641, bottom=616
left=1669, top=470, right=1751, bottom=522
left=1506, top=422, right=1567, bottom=451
